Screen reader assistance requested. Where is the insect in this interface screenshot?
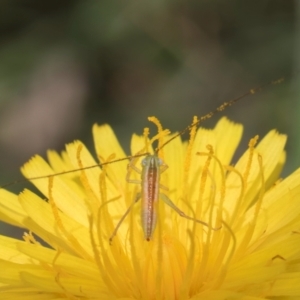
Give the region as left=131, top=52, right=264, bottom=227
left=108, top=149, right=222, bottom=243
left=0, top=77, right=285, bottom=243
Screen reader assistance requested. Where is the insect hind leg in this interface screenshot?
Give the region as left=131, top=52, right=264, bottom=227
left=160, top=193, right=221, bottom=231
left=110, top=155, right=143, bottom=244
left=109, top=193, right=141, bottom=244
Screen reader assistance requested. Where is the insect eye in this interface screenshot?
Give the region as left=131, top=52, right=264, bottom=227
left=157, top=158, right=163, bottom=165
left=141, top=158, right=147, bottom=166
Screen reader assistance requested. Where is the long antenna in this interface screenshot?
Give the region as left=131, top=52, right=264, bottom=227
left=0, top=153, right=148, bottom=189
left=1, top=77, right=285, bottom=189
left=156, top=77, right=285, bottom=151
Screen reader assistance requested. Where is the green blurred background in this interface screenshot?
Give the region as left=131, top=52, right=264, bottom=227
left=0, top=1, right=298, bottom=236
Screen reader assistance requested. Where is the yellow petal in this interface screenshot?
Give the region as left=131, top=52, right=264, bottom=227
left=21, top=155, right=88, bottom=226
left=0, top=189, right=26, bottom=227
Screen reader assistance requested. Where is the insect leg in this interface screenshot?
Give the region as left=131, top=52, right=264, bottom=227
left=160, top=193, right=221, bottom=231
left=109, top=193, right=141, bottom=244
left=126, top=157, right=142, bottom=184
left=160, top=162, right=168, bottom=174
left=110, top=153, right=145, bottom=243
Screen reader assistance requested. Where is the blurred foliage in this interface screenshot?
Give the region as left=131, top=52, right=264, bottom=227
left=0, top=0, right=298, bottom=236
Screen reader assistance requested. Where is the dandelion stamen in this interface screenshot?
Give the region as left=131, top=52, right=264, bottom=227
left=243, top=135, right=259, bottom=190
left=180, top=229, right=196, bottom=299
left=184, top=116, right=199, bottom=180
left=216, top=220, right=237, bottom=286
left=23, top=231, right=39, bottom=244
left=148, top=116, right=165, bottom=158
left=196, top=144, right=214, bottom=217
left=225, top=165, right=246, bottom=228
left=76, top=144, right=99, bottom=209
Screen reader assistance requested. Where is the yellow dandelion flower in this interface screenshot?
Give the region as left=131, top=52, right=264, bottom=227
left=0, top=116, right=300, bottom=300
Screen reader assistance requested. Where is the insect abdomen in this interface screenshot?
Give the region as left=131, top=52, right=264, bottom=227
left=141, top=155, right=160, bottom=241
